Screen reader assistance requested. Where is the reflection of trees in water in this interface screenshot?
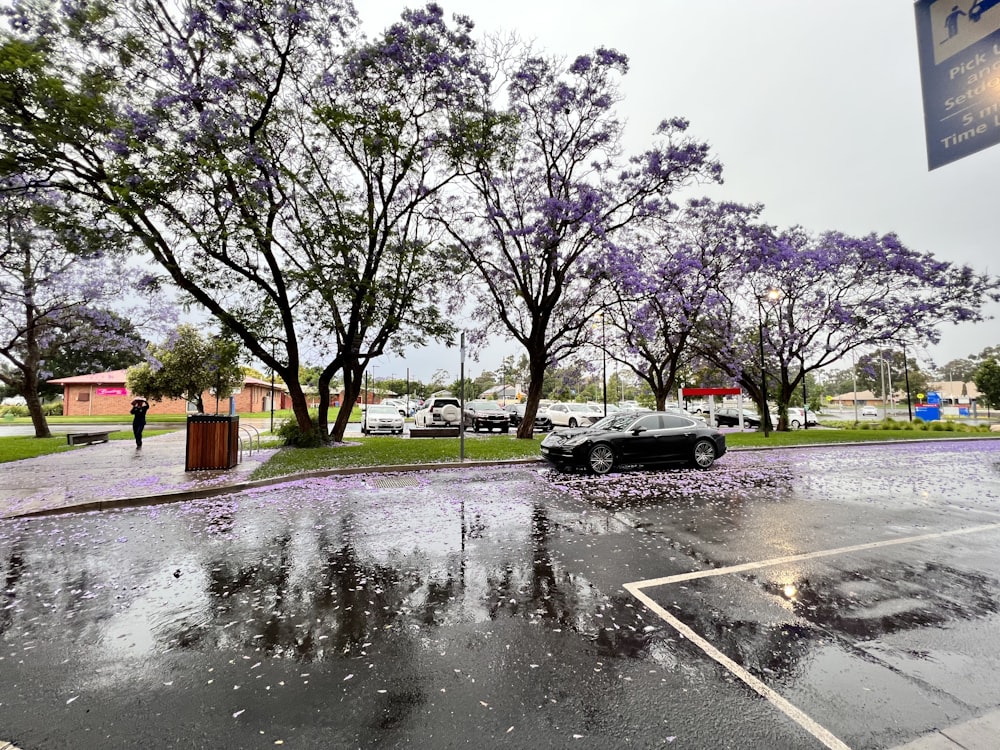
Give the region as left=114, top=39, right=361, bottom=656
left=486, top=503, right=656, bottom=658
left=157, top=499, right=660, bottom=663
left=0, top=544, right=24, bottom=637
left=201, top=515, right=424, bottom=659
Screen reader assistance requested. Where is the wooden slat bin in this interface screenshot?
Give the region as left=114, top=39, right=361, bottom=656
left=185, top=414, right=240, bottom=471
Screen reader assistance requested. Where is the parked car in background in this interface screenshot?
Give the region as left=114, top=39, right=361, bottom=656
left=714, top=407, right=764, bottom=429
left=414, top=396, right=462, bottom=427
left=463, top=400, right=510, bottom=433
left=506, top=403, right=553, bottom=431
left=665, top=407, right=706, bottom=424
left=540, top=410, right=726, bottom=475
left=861, top=405, right=879, bottom=417
left=547, top=402, right=605, bottom=429
left=379, top=398, right=408, bottom=417
left=361, top=404, right=404, bottom=435
left=786, top=407, right=819, bottom=428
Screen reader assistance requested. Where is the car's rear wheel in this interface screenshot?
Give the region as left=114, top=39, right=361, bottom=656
left=790, top=419, right=801, bottom=429
left=568, top=418, right=578, bottom=428
left=693, top=439, right=716, bottom=469
left=588, top=443, right=615, bottom=475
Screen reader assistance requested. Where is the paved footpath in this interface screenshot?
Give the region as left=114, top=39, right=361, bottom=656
left=0, top=424, right=276, bottom=519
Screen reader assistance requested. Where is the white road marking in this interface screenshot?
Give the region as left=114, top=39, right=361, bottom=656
left=625, top=521, right=1000, bottom=750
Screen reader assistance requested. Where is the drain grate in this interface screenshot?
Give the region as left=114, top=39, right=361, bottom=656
left=370, top=476, right=420, bottom=489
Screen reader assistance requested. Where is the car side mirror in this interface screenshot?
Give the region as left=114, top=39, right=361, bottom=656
left=631, top=426, right=646, bottom=435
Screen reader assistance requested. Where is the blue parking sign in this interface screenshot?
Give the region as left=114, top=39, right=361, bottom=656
left=915, top=0, right=1000, bottom=169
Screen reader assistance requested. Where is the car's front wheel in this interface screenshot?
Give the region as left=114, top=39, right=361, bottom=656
left=693, top=439, right=716, bottom=469
left=568, top=418, right=578, bottom=428
left=588, top=443, right=615, bottom=475
left=790, top=419, right=801, bottom=429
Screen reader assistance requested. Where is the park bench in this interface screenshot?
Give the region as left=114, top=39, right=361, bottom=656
left=66, top=431, right=112, bottom=446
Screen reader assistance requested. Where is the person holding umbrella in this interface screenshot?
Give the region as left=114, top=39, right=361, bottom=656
left=130, top=397, right=150, bottom=449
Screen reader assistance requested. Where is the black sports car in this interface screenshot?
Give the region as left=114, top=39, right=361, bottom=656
left=539, top=411, right=726, bottom=475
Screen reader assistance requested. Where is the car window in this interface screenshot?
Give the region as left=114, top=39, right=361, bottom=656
left=368, top=406, right=396, bottom=415
left=662, top=415, right=695, bottom=429
left=634, top=415, right=662, bottom=431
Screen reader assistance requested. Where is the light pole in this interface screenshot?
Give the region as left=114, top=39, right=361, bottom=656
left=757, top=288, right=782, bottom=437
left=901, top=341, right=913, bottom=421
left=269, top=339, right=276, bottom=433
left=601, top=313, right=607, bottom=417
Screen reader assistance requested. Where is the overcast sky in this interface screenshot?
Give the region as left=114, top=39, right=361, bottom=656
left=359, top=0, right=999, bottom=385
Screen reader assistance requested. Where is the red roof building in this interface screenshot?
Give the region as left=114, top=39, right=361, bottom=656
left=48, top=370, right=290, bottom=417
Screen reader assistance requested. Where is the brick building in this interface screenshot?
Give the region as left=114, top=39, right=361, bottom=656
left=48, top=369, right=290, bottom=417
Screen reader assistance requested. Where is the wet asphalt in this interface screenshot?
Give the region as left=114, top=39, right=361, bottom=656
left=1, top=433, right=1000, bottom=748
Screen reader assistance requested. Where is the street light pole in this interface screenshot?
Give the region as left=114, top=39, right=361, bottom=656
left=902, top=341, right=913, bottom=421
left=601, top=313, right=607, bottom=417
left=758, top=308, right=770, bottom=437
left=269, top=340, right=275, bottom=433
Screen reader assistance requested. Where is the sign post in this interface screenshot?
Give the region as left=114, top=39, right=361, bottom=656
left=915, top=0, right=1000, bottom=169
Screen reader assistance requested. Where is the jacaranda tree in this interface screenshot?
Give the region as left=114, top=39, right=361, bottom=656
left=0, top=0, right=357, bottom=442
left=0, top=182, right=142, bottom=436
left=442, top=41, right=722, bottom=437
left=293, top=4, right=489, bottom=441
left=708, top=228, right=1000, bottom=429
left=603, top=199, right=769, bottom=410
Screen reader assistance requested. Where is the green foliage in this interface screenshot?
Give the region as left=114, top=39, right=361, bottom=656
left=127, top=325, right=244, bottom=413
left=275, top=416, right=324, bottom=448
left=973, top=358, right=1000, bottom=410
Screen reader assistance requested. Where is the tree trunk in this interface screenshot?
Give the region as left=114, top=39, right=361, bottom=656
left=25, top=384, right=51, bottom=439
left=316, top=361, right=341, bottom=444
left=284, top=378, right=315, bottom=440
left=517, top=353, right=548, bottom=439
left=331, top=364, right=364, bottom=442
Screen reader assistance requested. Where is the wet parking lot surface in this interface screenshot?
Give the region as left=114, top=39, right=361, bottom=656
left=2, top=439, right=1000, bottom=749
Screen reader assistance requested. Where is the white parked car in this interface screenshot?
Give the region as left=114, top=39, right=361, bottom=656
left=786, top=407, right=819, bottom=428
left=361, top=404, right=404, bottom=435
left=547, top=402, right=605, bottom=429
left=380, top=398, right=408, bottom=417
left=860, top=405, right=879, bottom=417
left=414, top=396, right=462, bottom=427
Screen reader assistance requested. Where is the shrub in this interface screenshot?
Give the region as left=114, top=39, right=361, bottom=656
left=0, top=405, right=28, bottom=417
left=275, top=416, right=325, bottom=448
left=43, top=402, right=63, bottom=416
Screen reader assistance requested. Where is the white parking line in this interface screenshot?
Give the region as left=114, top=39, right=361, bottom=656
left=624, top=522, right=1000, bottom=750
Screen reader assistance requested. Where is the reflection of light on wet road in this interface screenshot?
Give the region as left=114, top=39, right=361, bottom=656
left=626, top=520, right=1000, bottom=750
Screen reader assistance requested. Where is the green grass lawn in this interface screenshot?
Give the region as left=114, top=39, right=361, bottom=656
left=724, top=425, right=994, bottom=448
left=250, top=435, right=544, bottom=480
left=0, top=429, right=163, bottom=462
